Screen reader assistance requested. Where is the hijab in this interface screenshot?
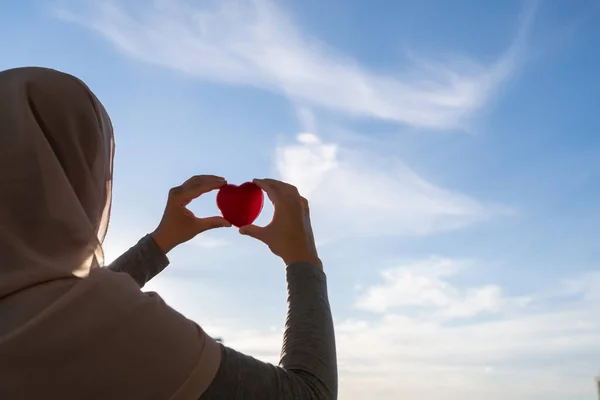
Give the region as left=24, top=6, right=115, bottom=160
left=0, top=67, right=220, bottom=399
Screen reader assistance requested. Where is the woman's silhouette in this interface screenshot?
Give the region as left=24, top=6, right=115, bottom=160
left=0, top=67, right=337, bottom=399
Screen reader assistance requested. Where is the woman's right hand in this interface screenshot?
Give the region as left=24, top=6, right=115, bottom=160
left=239, top=178, right=322, bottom=268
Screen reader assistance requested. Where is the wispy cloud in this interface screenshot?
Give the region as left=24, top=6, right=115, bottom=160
left=276, top=133, right=510, bottom=239
left=55, top=0, right=536, bottom=130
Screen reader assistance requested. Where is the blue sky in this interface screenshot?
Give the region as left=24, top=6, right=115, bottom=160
left=3, top=0, right=600, bottom=398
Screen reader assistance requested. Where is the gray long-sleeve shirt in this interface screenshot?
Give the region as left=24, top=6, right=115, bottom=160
left=107, top=235, right=338, bottom=399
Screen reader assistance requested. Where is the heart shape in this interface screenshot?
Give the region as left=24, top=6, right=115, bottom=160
left=216, top=182, right=264, bottom=227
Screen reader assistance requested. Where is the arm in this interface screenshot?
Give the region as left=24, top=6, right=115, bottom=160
left=105, top=234, right=169, bottom=288
left=199, top=263, right=337, bottom=400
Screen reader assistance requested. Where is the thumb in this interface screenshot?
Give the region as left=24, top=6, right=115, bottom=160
left=197, top=216, right=232, bottom=231
left=239, top=224, right=267, bottom=242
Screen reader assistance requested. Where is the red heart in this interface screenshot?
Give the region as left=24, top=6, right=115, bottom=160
left=216, top=182, right=264, bottom=227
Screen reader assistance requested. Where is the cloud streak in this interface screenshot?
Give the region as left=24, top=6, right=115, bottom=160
left=276, top=133, right=510, bottom=239
left=56, top=0, right=535, bottom=130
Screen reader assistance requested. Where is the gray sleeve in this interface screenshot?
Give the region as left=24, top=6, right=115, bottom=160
left=200, top=263, right=338, bottom=400
left=105, top=234, right=169, bottom=288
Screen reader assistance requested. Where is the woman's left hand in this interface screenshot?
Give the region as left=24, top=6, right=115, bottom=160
left=151, top=175, right=231, bottom=253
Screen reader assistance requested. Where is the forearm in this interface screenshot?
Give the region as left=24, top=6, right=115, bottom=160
left=199, top=262, right=337, bottom=399
left=280, top=262, right=337, bottom=395
left=105, top=234, right=169, bottom=288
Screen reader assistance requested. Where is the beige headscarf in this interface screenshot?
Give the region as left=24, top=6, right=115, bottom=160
left=0, top=67, right=220, bottom=399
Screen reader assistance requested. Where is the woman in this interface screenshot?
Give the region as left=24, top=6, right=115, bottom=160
left=0, top=67, right=337, bottom=399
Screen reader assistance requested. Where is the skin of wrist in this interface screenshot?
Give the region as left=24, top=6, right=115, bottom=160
left=151, top=229, right=176, bottom=254
left=284, top=255, right=323, bottom=269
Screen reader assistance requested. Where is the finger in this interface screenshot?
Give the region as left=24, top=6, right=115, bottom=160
left=187, top=180, right=227, bottom=196
left=256, top=179, right=302, bottom=203
left=183, top=175, right=226, bottom=188
left=253, top=178, right=285, bottom=205
left=239, top=224, right=268, bottom=242
left=300, top=196, right=310, bottom=213
left=170, top=180, right=227, bottom=205
left=260, top=178, right=299, bottom=194
left=197, top=216, right=232, bottom=230
left=281, top=182, right=300, bottom=196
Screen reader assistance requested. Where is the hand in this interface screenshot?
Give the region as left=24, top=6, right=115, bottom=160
left=151, top=175, right=232, bottom=253
left=239, top=178, right=322, bottom=268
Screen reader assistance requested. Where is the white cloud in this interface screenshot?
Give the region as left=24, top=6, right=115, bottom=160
left=356, top=257, right=530, bottom=318
left=276, top=134, right=510, bottom=239
left=56, top=0, right=535, bottom=130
